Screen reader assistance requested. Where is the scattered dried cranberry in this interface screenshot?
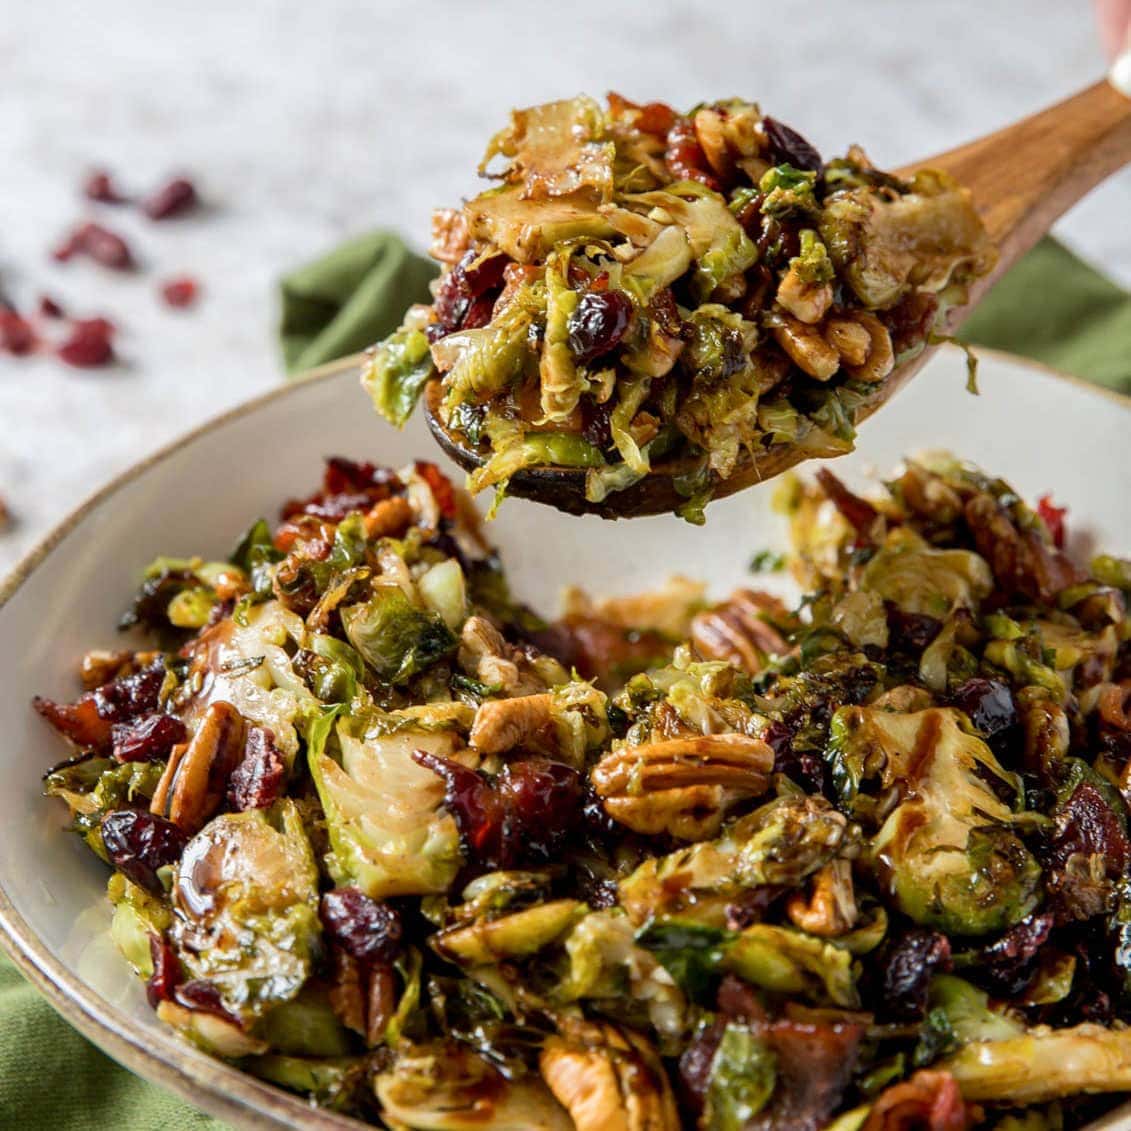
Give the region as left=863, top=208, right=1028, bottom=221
left=145, top=934, right=182, bottom=1008
left=57, top=317, right=116, bottom=367
left=950, top=677, right=1017, bottom=739
left=876, top=928, right=952, bottom=1021
left=101, top=809, right=188, bottom=894
left=886, top=604, right=943, bottom=654
left=414, top=750, right=582, bottom=871
left=320, top=888, right=403, bottom=964
left=1037, top=494, right=1068, bottom=548
left=567, top=290, right=634, bottom=364
left=763, top=115, right=823, bottom=172
left=227, top=726, right=286, bottom=811
left=54, top=222, right=134, bottom=270
left=143, top=176, right=198, bottom=220
left=111, top=713, right=187, bottom=763
left=161, top=276, right=199, bottom=308
left=969, top=912, right=1054, bottom=996
left=83, top=169, right=128, bottom=204
left=38, top=295, right=65, bottom=319
left=431, top=250, right=507, bottom=337
left=173, top=980, right=238, bottom=1022
left=0, top=309, right=37, bottom=355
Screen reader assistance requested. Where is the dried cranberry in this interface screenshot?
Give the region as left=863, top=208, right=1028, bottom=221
left=0, top=310, right=36, bottom=355
left=724, top=886, right=788, bottom=930
left=57, top=317, right=116, bottom=368
left=95, top=661, right=166, bottom=724
left=143, top=176, right=198, bottom=220
left=173, top=980, right=240, bottom=1023
left=886, top=604, right=943, bottom=654
left=111, top=713, right=187, bottom=763
left=883, top=292, right=940, bottom=357
left=39, top=295, right=65, bottom=319
left=161, top=276, right=199, bottom=308
left=432, top=251, right=506, bottom=336
left=55, top=223, right=134, bottom=270
left=226, top=726, right=286, bottom=811
left=413, top=750, right=582, bottom=871
left=949, top=678, right=1017, bottom=739
left=763, top=116, right=823, bottom=172
left=876, top=928, right=952, bottom=1021
left=1050, top=781, right=1130, bottom=878
left=145, top=934, right=182, bottom=1008
left=1037, top=494, right=1068, bottom=548
left=83, top=169, right=128, bottom=204
left=101, top=809, right=188, bottom=894
left=969, top=912, right=1054, bottom=996
left=320, top=888, right=403, bottom=964
left=567, top=290, right=633, bottom=364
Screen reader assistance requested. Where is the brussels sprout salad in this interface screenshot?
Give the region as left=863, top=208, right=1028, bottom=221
left=364, top=95, right=995, bottom=518
left=35, top=453, right=1131, bottom=1129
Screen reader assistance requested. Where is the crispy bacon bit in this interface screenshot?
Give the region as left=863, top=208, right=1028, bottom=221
left=413, top=460, right=457, bottom=519
left=1045, top=780, right=1130, bottom=922
left=751, top=1016, right=865, bottom=1131
left=143, top=176, right=198, bottom=220
left=877, top=929, right=952, bottom=1021
left=665, top=116, right=721, bottom=190
left=54, top=222, right=134, bottom=269
left=57, top=317, right=116, bottom=368
left=815, top=468, right=885, bottom=543
left=34, top=661, right=165, bottom=752
left=412, top=750, right=582, bottom=871
left=161, top=277, right=199, bottom=308
left=111, top=713, right=188, bottom=763
left=0, top=309, right=37, bottom=355
left=280, top=456, right=404, bottom=523
left=863, top=1069, right=974, bottom=1131
left=226, top=726, right=286, bottom=811
left=83, top=169, right=128, bottom=204
left=1036, top=494, right=1068, bottom=548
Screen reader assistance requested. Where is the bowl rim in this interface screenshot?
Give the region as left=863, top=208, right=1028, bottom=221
left=1, top=348, right=1128, bottom=1129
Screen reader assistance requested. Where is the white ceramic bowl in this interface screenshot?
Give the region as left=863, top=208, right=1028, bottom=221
left=1, top=348, right=1129, bottom=1129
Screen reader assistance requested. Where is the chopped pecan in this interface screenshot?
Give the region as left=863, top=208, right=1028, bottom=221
left=364, top=495, right=415, bottom=540
left=150, top=701, right=246, bottom=832
left=786, top=859, right=858, bottom=937
left=469, top=693, right=554, bottom=755
left=842, top=311, right=894, bottom=383
left=965, top=493, right=1084, bottom=603
left=690, top=589, right=789, bottom=675
left=772, top=314, right=840, bottom=380
left=541, top=1017, right=680, bottom=1131
left=591, top=732, right=774, bottom=840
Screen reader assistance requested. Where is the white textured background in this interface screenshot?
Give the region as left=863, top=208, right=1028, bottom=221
left=1, top=0, right=1128, bottom=574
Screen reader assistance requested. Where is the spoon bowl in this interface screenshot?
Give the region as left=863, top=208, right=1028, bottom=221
left=425, top=79, right=1131, bottom=519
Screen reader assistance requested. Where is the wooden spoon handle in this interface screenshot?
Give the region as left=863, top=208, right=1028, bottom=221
left=902, top=80, right=1131, bottom=318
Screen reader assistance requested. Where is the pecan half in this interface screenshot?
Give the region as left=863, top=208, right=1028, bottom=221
left=591, top=732, right=774, bottom=840
left=150, top=701, right=246, bottom=832
left=690, top=589, right=789, bottom=675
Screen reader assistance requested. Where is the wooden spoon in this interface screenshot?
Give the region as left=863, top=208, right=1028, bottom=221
left=426, top=79, right=1131, bottom=519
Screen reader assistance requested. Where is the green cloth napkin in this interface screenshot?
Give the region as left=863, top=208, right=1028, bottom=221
left=3, top=230, right=1129, bottom=1131
left=279, top=231, right=1131, bottom=393
left=279, top=229, right=439, bottom=373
